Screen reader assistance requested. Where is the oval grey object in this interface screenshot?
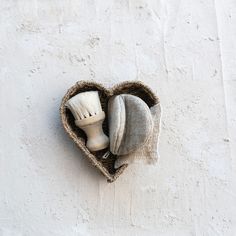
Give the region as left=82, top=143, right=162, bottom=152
left=108, top=94, right=154, bottom=155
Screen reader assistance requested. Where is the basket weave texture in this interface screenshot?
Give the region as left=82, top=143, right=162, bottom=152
left=60, top=80, right=159, bottom=182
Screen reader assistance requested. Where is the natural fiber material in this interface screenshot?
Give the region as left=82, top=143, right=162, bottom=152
left=60, top=80, right=160, bottom=182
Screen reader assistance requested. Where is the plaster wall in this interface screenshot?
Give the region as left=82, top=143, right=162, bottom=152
left=0, top=1, right=236, bottom=235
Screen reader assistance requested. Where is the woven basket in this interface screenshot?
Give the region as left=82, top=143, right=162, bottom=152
left=60, top=81, right=159, bottom=182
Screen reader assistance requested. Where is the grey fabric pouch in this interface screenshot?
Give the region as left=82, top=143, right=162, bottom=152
left=114, top=103, right=161, bottom=168
left=108, top=94, right=154, bottom=156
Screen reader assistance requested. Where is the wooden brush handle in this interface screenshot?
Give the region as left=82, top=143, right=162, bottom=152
left=75, top=112, right=109, bottom=151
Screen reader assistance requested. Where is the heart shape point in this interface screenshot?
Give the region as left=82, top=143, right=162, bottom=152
left=60, top=80, right=159, bottom=182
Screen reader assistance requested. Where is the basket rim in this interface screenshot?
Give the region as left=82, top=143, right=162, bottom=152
left=60, top=80, right=160, bottom=182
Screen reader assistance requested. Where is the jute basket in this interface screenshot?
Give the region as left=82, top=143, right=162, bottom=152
left=60, top=81, right=159, bottom=182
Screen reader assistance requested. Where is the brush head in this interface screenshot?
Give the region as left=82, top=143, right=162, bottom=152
left=66, top=91, right=103, bottom=120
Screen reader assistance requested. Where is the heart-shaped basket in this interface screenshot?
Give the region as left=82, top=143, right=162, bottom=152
left=60, top=81, right=159, bottom=182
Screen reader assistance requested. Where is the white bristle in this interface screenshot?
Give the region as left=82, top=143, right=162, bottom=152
left=66, top=91, right=102, bottom=120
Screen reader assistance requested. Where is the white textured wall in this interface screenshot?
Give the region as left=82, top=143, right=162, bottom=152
left=0, top=1, right=236, bottom=235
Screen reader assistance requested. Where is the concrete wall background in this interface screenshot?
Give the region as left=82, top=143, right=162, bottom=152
left=0, top=0, right=236, bottom=235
